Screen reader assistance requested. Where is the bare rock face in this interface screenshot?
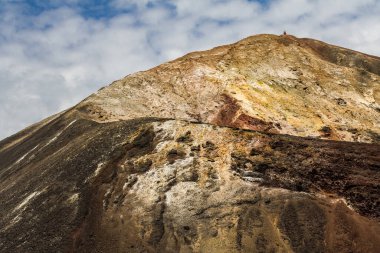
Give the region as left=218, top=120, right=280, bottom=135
left=0, top=34, right=379, bottom=253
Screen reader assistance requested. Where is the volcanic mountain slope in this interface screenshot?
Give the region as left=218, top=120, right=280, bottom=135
left=0, top=34, right=379, bottom=253
left=78, top=34, right=380, bottom=143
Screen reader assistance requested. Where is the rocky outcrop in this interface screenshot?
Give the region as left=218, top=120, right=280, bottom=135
left=0, top=34, right=379, bottom=253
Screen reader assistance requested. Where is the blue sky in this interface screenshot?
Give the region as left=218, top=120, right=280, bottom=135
left=4, top=0, right=133, bottom=19
left=0, top=0, right=380, bottom=139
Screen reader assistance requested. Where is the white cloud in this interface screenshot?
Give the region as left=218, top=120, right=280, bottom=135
left=0, top=0, right=379, bottom=139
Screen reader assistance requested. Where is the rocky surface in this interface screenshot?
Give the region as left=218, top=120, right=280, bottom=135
left=77, top=34, right=380, bottom=143
left=0, top=34, right=380, bottom=253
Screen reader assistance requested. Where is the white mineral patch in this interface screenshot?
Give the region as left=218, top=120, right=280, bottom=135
left=155, top=141, right=171, bottom=152
left=5, top=189, right=44, bottom=231
left=171, top=156, right=194, bottom=168
left=68, top=193, right=79, bottom=204
left=329, top=197, right=356, bottom=211
left=13, top=191, right=42, bottom=212
left=43, top=120, right=77, bottom=148
left=84, top=161, right=106, bottom=184
left=94, top=162, right=104, bottom=177
left=13, top=144, right=39, bottom=166
left=242, top=177, right=264, bottom=183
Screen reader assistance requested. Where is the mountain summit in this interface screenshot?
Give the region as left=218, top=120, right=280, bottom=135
left=1, top=34, right=379, bottom=253
left=78, top=34, right=379, bottom=143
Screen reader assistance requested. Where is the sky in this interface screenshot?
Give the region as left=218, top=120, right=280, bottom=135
left=0, top=0, right=380, bottom=140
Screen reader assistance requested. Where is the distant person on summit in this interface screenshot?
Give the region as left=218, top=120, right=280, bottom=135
left=283, top=30, right=287, bottom=35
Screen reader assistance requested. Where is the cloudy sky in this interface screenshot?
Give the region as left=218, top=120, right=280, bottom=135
left=0, top=0, right=379, bottom=139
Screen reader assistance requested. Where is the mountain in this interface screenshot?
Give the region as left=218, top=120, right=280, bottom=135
left=0, top=34, right=379, bottom=253
left=78, top=34, right=380, bottom=143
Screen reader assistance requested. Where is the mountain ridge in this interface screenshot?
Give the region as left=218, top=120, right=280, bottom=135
left=74, top=34, right=380, bottom=143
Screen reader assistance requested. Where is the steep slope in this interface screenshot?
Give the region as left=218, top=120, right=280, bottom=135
left=1, top=114, right=379, bottom=253
left=77, top=34, right=380, bottom=143
left=0, top=34, right=379, bottom=253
